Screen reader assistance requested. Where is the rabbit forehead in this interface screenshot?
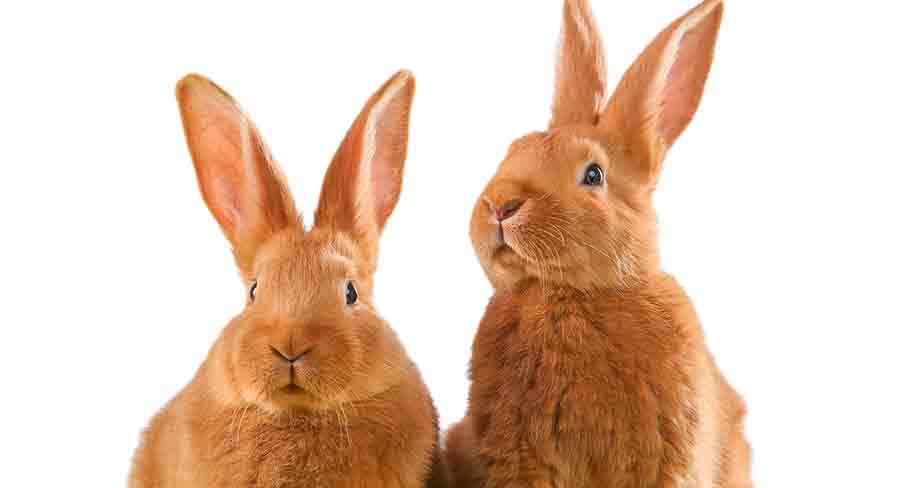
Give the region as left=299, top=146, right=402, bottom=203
left=253, top=229, right=361, bottom=299
left=500, top=129, right=610, bottom=182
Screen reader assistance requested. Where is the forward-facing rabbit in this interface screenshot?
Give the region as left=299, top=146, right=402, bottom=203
left=129, top=71, right=447, bottom=487
left=445, top=1, right=751, bottom=486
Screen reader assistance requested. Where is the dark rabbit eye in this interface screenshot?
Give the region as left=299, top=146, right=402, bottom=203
left=249, top=281, right=258, bottom=302
left=582, top=163, right=605, bottom=186
left=345, top=281, right=358, bottom=306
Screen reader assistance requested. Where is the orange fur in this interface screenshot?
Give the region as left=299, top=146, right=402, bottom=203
left=129, top=71, right=448, bottom=487
left=446, top=1, right=751, bottom=487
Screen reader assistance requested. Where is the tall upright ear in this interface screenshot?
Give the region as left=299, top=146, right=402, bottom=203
left=604, top=0, right=723, bottom=181
left=176, top=74, right=300, bottom=277
left=314, top=70, right=415, bottom=271
left=549, top=0, right=608, bottom=129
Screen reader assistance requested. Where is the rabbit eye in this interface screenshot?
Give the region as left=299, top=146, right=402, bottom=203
left=249, top=280, right=258, bottom=302
left=345, top=281, right=358, bottom=306
left=582, top=163, right=605, bottom=186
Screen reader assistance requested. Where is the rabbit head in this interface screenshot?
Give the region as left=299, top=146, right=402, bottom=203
left=176, top=71, right=415, bottom=412
left=471, top=0, right=724, bottom=291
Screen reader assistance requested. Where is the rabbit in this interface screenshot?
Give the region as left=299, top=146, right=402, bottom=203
left=444, top=0, right=751, bottom=487
left=129, top=70, right=448, bottom=488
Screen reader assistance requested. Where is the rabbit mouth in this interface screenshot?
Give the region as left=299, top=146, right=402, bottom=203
left=492, top=241, right=524, bottom=268
left=495, top=223, right=524, bottom=255
left=492, top=225, right=513, bottom=255
left=493, top=243, right=513, bottom=258
left=270, top=383, right=314, bottom=407
left=281, top=384, right=305, bottom=395
left=492, top=223, right=521, bottom=258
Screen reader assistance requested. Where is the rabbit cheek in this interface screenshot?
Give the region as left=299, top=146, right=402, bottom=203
left=474, top=222, right=529, bottom=290
left=576, top=202, right=644, bottom=288
left=230, top=323, right=281, bottom=405
left=314, top=339, right=358, bottom=398
left=262, top=333, right=358, bottom=410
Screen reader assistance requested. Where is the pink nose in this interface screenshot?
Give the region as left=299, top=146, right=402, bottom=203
left=495, top=199, right=524, bottom=222
left=270, top=345, right=313, bottom=364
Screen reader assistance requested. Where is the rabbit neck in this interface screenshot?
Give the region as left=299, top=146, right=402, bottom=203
left=507, top=266, right=675, bottom=302
left=494, top=272, right=694, bottom=337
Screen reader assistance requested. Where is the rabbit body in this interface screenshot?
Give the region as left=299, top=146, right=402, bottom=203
left=129, top=72, right=448, bottom=488
left=446, top=0, right=751, bottom=486
left=447, top=276, right=749, bottom=487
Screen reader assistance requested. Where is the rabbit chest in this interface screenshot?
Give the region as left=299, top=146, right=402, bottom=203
left=187, top=396, right=436, bottom=487
left=467, top=284, right=704, bottom=486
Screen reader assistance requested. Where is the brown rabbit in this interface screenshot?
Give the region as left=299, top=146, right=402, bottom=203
left=445, top=0, right=751, bottom=487
left=129, top=71, right=448, bottom=487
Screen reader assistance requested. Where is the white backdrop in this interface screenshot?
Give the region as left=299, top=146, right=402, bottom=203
left=2, top=1, right=898, bottom=486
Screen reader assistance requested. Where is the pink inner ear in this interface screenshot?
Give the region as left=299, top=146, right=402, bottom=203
left=313, top=70, right=413, bottom=241
left=368, top=88, right=410, bottom=228
left=658, top=7, right=721, bottom=146
left=188, top=106, right=246, bottom=238
left=178, top=75, right=299, bottom=266
left=183, top=97, right=248, bottom=236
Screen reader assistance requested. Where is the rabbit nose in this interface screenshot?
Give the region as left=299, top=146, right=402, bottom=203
left=495, top=199, right=524, bottom=222
left=270, top=345, right=312, bottom=364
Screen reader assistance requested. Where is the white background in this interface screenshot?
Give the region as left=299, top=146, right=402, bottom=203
left=2, top=1, right=898, bottom=486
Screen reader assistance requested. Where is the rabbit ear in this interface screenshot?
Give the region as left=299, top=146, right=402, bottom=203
left=176, top=74, right=300, bottom=276
left=314, top=70, right=415, bottom=272
left=604, top=0, right=723, bottom=182
left=550, top=0, right=608, bottom=129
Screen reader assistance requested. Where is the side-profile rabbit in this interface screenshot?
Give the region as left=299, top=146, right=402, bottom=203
left=445, top=0, right=751, bottom=487
left=129, top=71, right=447, bottom=487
